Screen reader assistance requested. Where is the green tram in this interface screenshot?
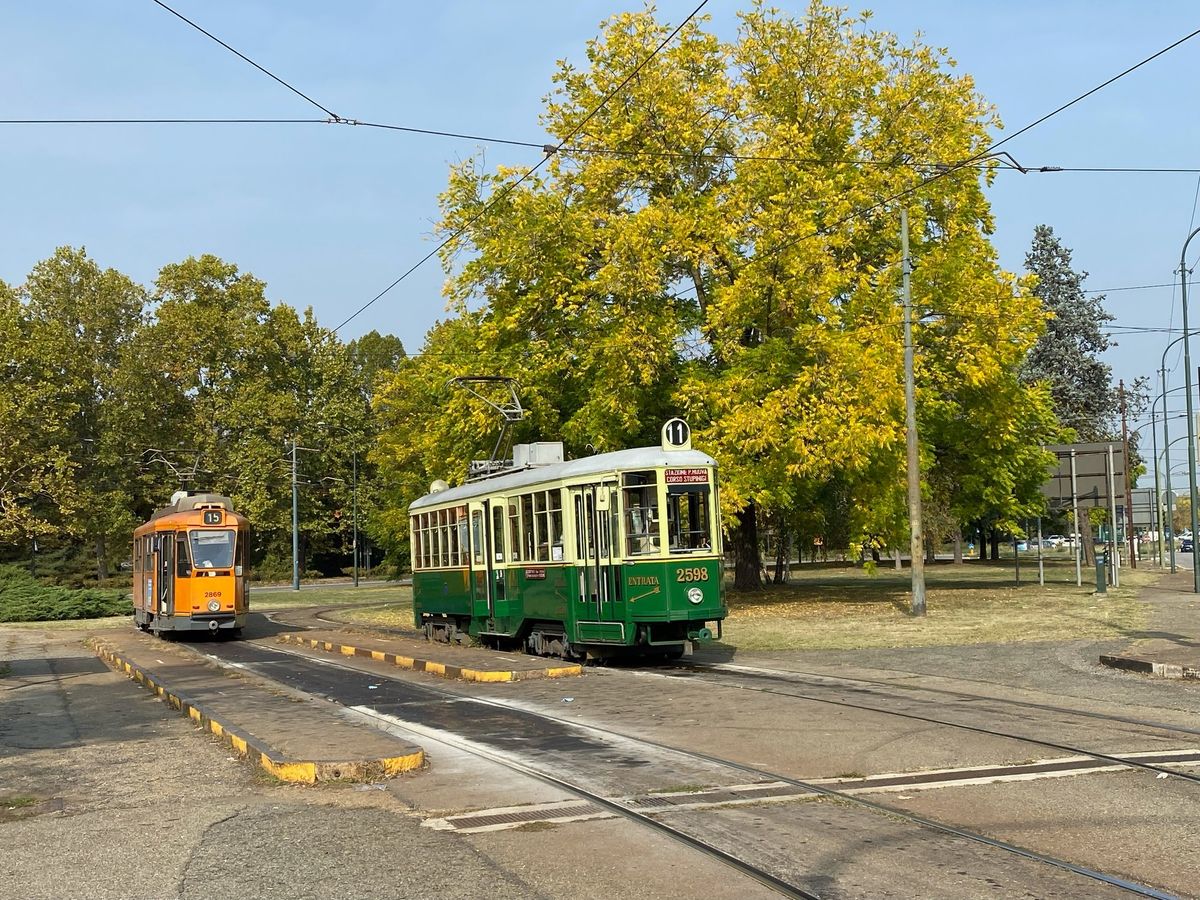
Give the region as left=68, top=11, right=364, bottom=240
left=408, top=420, right=727, bottom=659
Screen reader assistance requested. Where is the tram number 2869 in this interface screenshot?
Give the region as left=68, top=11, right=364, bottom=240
left=675, top=567, right=709, bottom=583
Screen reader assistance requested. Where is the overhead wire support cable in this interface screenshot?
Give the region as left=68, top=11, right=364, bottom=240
left=723, top=23, right=1200, bottom=281
left=150, top=0, right=342, bottom=119
left=0, top=117, right=328, bottom=125
left=330, top=0, right=711, bottom=333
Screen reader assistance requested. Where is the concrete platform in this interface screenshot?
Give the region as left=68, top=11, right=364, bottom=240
left=90, top=630, right=425, bottom=783
left=277, top=628, right=583, bottom=683
left=1098, top=569, right=1200, bottom=680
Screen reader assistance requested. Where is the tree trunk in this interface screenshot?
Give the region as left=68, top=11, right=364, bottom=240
left=1081, top=524, right=1096, bottom=568
left=772, top=529, right=788, bottom=584
left=95, top=537, right=109, bottom=582
left=894, top=548, right=902, bottom=570
left=979, top=526, right=986, bottom=560
left=731, top=503, right=762, bottom=590
left=952, top=529, right=963, bottom=564
left=925, top=535, right=936, bottom=564
left=989, top=529, right=1000, bottom=561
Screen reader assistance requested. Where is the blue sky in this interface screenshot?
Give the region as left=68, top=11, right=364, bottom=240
left=4, top=2, right=1199, bottom=480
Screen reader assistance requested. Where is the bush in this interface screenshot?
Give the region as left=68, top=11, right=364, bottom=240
left=0, top=565, right=130, bottom=623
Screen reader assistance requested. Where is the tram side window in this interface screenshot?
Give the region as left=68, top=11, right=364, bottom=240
left=667, top=484, right=712, bottom=551
left=549, top=490, right=564, bottom=561
left=455, top=507, right=468, bottom=566
left=622, top=471, right=660, bottom=556
left=508, top=500, right=521, bottom=562
left=533, top=491, right=548, bottom=561
left=176, top=534, right=191, bottom=577
left=421, top=513, right=433, bottom=569
left=472, top=511, right=484, bottom=565
left=521, top=494, right=536, bottom=561
left=235, top=529, right=246, bottom=575
left=492, top=505, right=506, bottom=563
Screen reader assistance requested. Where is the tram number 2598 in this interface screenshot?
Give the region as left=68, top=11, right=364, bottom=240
left=675, top=567, right=709, bottom=583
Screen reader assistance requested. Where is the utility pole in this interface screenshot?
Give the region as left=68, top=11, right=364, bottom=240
left=1119, top=380, right=1136, bottom=568
left=291, top=436, right=300, bottom=591
left=1180, top=226, right=1200, bottom=593
left=351, top=450, right=359, bottom=588
left=902, top=208, right=926, bottom=616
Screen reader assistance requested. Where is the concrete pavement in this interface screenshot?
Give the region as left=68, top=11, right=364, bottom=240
left=1099, top=568, right=1200, bottom=680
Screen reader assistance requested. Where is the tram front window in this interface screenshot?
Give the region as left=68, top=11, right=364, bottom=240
left=189, top=529, right=235, bottom=569
left=622, top=471, right=660, bottom=556
left=667, top=484, right=712, bottom=552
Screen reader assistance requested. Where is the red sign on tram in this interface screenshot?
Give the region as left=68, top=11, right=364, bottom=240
left=665, top=468, right=708, bottom=484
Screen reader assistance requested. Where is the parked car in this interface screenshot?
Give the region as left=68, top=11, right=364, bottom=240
left=1182, top=538, right=1194, bottom=553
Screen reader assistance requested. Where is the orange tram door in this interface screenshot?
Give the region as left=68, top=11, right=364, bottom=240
left=132, top=492, right=249, bottom=638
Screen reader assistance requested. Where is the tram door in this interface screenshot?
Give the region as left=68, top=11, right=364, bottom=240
left=571, top=483, right=619, bottom=622
left=155, top=532, right=175, bottom=616
left=467, top=501, right=495, bottom=623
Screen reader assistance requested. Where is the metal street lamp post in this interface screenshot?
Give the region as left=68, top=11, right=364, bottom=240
left=1179, top=227, right=1200, bottom=592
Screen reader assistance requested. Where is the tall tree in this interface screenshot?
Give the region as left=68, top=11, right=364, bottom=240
left=20, top=247, right=148, bottom=578
left=374, top=2, right=1059, bottom=586
left=1022, top=224, right=1116, bottom=440
left=0, top=277, right=78, bottom=547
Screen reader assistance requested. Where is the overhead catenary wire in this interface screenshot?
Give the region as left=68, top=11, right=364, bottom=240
left=330, top=0, right=712, bottom=334
left=150, top=0, right=341, bottom=119
left=56, top=6, right=1200, bottom=341
left=7, top=116, right=1200, bottom=177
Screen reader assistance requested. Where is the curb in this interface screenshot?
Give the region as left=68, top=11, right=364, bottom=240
left=1099, top=653, right=1200, bottom=680
left=90, top=639, right=425, bottom=783
left=277, top=633, right=583, bottom=682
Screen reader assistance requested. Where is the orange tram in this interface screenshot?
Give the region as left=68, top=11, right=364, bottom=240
left=132, top=492, right=249, bottom=637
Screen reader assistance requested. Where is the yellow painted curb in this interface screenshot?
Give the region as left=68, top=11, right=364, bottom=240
left=276, top=633, right=583, bottom=682
left=89, top=639, right=425, bottom=784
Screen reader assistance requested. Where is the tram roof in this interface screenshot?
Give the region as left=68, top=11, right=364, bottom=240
left=409, top=446, right=717, bottom=510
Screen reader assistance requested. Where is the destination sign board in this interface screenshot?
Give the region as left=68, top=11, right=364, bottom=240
left=665, top=468, right=708, bottom=484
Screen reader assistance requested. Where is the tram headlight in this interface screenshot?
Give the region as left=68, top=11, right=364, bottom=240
left=687, top=588, right=703, bottom=604
left=207, top=599, right=221, bottom=612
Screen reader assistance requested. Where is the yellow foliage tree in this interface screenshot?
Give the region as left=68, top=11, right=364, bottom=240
left=372, top=2, right=1060, bottom=585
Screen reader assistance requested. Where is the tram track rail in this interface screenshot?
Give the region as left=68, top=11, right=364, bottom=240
left=685, top=660, right=1200, bottom=738
left=209, top=636, right=1176, bottom=898
left=651, top=664, right=1200, bottom=785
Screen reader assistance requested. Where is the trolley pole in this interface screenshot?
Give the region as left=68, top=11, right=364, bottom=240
left=901, top=208, right=926, bottom=615
left=291, top=437, right=300, bottom=592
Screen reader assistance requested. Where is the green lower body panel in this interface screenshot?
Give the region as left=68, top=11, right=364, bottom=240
left=576, top=621, right=626, bottom=643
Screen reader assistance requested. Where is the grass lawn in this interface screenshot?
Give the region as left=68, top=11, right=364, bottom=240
left=721, top=557, right=1153, bottom=651
left=247, top=583, right=411, bottom=612
left=318, top=557, right=1153, bottom=652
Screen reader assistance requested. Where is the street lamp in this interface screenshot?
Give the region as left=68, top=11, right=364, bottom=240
left=1178, top=227, right=1200, bottom=592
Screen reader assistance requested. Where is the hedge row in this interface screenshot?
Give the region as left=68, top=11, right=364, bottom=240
left=0, top=565, right=130, bottom=623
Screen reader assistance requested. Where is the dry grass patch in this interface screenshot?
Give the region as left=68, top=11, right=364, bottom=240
left=320, top=588, right=417, bottom=633
left=720, top=560, right=1154, bottom=651
left=247, top=583, right=409, bottom=611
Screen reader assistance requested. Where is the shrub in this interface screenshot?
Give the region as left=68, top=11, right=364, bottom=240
left=0, top=565, right=130, bottom=623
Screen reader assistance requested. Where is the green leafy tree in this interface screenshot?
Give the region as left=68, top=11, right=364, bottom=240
left=143, top=255, right=371, bottom=574
left=1022, top=225, right=1116, bottom=439
left=374, top=3, right=1060, bottom=588
left=0, top=278, right=78, bottom=547
left=17, top=248, right=148, bottom=577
